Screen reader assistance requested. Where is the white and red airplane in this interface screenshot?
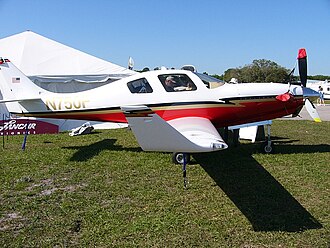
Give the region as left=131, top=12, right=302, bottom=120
left=0, top=49, right=320, bottom=166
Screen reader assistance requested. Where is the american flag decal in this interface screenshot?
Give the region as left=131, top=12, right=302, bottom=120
left=12, top=77, right=20, bottom=83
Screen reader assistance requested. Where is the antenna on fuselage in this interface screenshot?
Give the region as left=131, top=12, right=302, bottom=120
left=128, top=57, right=134, bottom=70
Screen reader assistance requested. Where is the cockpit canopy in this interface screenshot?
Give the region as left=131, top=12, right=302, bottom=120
left=126, top=70, right=225, bottom=94
left=158, top=74, right=197, bottom=92
left=194, top=72, right=225, bottom=89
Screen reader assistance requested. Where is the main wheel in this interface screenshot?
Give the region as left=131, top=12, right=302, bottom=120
left=172, top=153, right=190, bottom=164
left=261, top=142, right=273, bottom=154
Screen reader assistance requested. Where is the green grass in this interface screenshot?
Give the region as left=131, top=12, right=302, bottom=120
left=0, top=120, right=329, bottom=247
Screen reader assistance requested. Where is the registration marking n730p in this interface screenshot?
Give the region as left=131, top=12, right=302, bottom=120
left=45, top=97, right=89, bottom=111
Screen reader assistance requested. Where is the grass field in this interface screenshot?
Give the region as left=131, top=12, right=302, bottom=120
left=0, top=120, right=329, bottom=247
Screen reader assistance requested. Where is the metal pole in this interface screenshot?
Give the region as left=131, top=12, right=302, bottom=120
left=22, top=118, right=29, bottom=151
left=2, top=114, right=4, bottom=149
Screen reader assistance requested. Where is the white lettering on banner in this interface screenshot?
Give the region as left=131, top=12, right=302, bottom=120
left=1, top=131, right=36, bottom=136
left=0, top=120, right=37, bottom=132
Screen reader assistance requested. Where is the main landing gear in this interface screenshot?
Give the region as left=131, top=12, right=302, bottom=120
left=224, top=122, right=274, bottom=154
left=172, top=152, right=190, bottom=189
left=261, top=123, right=273, bottom=154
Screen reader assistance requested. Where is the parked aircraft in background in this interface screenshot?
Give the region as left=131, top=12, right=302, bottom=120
left=0, top=49, right=320, bottom=187
left=307, top=79, right=330, bottom=100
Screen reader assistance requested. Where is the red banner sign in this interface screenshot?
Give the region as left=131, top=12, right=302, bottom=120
left=0, top=119, right=59, bottom=136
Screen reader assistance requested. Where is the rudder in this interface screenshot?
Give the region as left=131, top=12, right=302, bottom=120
left=0, top=58, right=46, bottom=113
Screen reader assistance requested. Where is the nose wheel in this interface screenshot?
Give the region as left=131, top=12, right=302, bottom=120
left=172, top=153, right=190, bottom=189
left=172, top=152, right=190, bottom=165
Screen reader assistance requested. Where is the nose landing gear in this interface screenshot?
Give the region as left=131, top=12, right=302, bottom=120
left=172, top=152, right=190, bottom=189
left=172, top=152, right=190, bottom=165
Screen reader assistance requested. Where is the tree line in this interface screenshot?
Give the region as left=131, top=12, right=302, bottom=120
left=212, top=59, right=329, bottom=83
left=220, top=59, right=289, bottom=83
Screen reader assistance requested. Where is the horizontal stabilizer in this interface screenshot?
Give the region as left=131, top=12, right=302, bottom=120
left=0, top=97, right=41, bottom=104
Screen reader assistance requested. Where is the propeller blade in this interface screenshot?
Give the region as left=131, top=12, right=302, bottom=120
left=303, top=87, right=319, bottom=100
left=293, top=49, right=321, bottom=122
left=298, top=48, right=307, bottom=87
left=305, top=98, right=321, bottom=122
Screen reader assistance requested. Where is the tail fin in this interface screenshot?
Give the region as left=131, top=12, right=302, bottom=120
left=0, top=58, right=45, bottom=113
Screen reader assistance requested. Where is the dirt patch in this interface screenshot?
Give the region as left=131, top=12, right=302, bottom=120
left=0, top=212, right=25, bottom=231
left=26, top=178, right=87, bottom=197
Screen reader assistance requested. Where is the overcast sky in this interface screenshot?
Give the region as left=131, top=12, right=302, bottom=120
left=0, top=0, right=329, bottom=75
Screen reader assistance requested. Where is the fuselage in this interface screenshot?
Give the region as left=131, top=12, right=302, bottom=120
left=307, top=81, right=330, bottom=100
left=20, top=70, right=304, bottom=128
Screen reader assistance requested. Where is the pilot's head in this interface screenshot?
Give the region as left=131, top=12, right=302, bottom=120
left=165, top=76, right=175, bottom=86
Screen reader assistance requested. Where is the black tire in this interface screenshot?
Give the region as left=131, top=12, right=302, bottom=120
left=261, top=142, right=273, bottom=154
left=172, top=153, right=190, bottom=164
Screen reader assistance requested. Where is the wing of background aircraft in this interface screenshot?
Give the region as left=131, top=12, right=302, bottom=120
left=121, top=105, right=228, bottom=153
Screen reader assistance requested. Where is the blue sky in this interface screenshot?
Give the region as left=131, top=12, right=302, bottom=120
left=0, top=0, right=329, bottom=75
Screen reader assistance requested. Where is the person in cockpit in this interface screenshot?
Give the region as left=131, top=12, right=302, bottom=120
left=164, top=76, right=176, bottom=92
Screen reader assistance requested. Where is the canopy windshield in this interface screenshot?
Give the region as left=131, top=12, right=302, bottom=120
left=194, top=72, right=224, bottom=89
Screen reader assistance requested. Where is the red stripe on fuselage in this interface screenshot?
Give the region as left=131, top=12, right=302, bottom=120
left=20, top=98, right=304, bottom=128
left=156, top=98, right=304, bottom=127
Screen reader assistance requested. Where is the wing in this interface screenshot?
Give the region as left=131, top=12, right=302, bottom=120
left=121, top=105, right=228, bottom=153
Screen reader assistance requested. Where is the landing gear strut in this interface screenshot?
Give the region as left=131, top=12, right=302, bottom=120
left=261, top=123, right=273, bottom=154
left=172, top=152, right=190, bottom=189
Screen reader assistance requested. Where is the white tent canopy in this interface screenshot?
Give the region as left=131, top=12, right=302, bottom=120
left=0, top=31, right=133, bottom=130
left=0, top=31, right=136, bottom=92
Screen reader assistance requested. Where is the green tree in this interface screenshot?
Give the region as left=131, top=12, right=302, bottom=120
left=210, top=74, right=224, bottom=81
left=308, top=75, right=329, bottom=81
left=223, top=68, right=241, bottom=82
left=224, top=59, right=290, bottom=83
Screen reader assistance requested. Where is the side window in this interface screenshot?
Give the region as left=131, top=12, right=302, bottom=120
left=158, top=74, right=197, bottom=92
left=127, top=78, right=153, bottom=93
